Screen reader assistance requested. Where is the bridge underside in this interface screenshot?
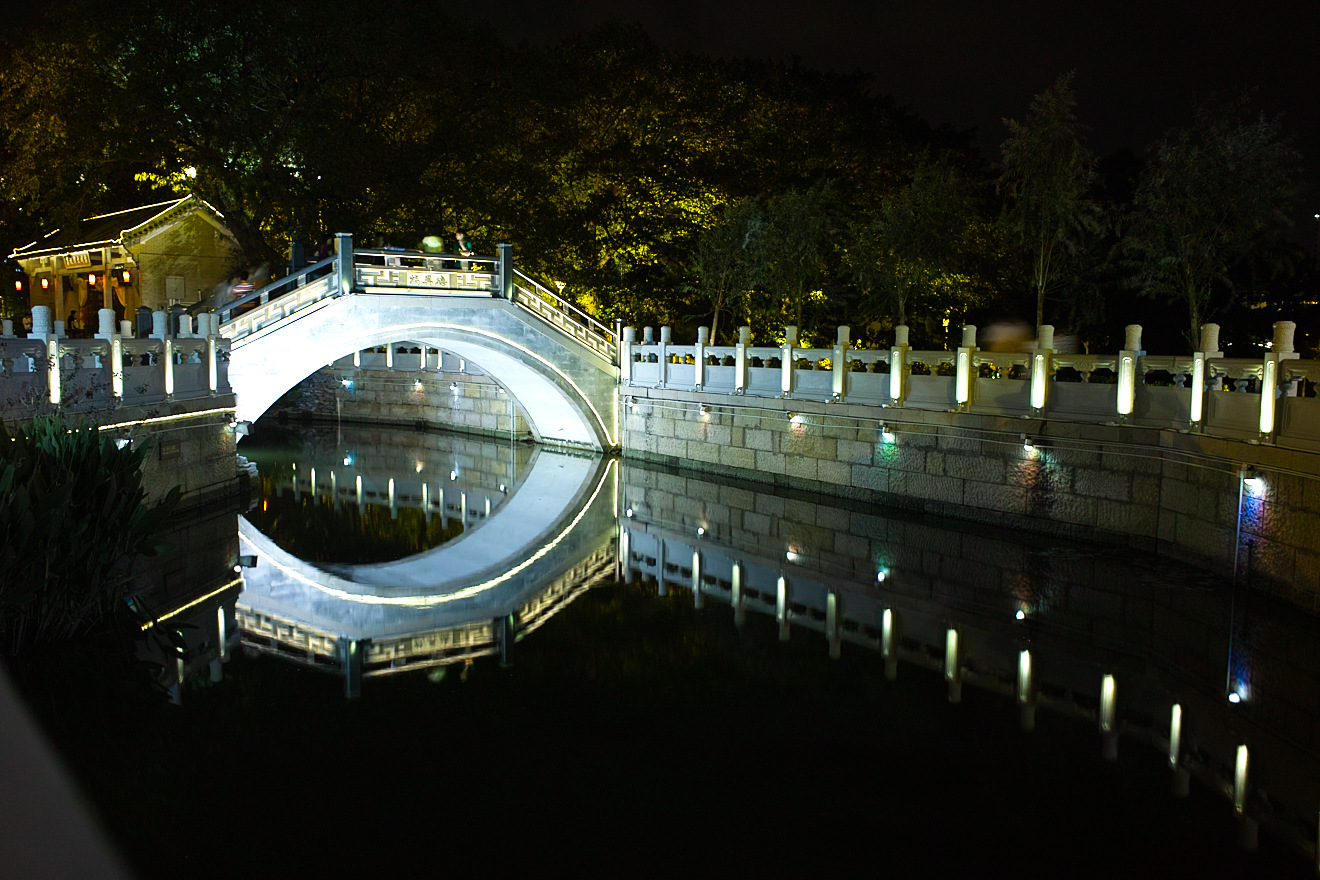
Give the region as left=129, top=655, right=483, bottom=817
left=226, top=293, right=618, bottom=450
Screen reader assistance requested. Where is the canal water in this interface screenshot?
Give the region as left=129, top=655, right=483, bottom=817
left=14, top=421, right=1320, bottom=877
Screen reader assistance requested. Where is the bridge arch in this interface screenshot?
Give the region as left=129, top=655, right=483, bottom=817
left=227, top=291, right=618, bottom=450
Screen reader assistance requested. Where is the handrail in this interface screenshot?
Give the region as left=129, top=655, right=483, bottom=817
left=511, top=269, right=617, bottom=360
left=219, top=255, right=338, bottom=324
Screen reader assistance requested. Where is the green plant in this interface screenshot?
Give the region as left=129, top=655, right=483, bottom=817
left=0, top=415, right=180, bottom=656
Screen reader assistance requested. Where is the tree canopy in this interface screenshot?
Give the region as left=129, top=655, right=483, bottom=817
left=0, top=6, right=1309, bottom=353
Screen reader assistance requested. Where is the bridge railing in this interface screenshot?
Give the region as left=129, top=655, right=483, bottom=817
left=510, top=269, right=617, bottom=364
left=621, top=321, right=1320, bottom=451
left=218, top=254, right=340, bottom=341
left=0, top=333, right=231, bottom=416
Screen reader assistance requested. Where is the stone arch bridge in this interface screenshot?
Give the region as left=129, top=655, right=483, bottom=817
left=222, top=235, right=619, bottom=450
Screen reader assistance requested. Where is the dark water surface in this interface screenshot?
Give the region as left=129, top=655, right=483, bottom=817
left=10, top=423, right=1320, bottom=878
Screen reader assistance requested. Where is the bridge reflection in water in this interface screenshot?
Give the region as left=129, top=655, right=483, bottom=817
left=236, top=424, right=1320, bottom=861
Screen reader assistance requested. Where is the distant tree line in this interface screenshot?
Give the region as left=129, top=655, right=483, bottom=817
left=0, top=0, right=1308, bottom=353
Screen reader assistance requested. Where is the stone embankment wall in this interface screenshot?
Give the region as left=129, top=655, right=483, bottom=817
left=622, top=388, right=1320, bottom=611
left=275, top=363, right=530, bottom=440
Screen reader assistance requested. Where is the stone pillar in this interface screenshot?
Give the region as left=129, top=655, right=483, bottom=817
left=1189, top=324, right=1222, bottom=428
left=120, top=320, right=133, bottom=338
left=29, top=306, right=52, bottom=337
left=335, top=232, right=354, bottom=296
left=151, top=310, right=168, bottom=340
left=658, top=326, right=671, bottom=387
left=889, top=325, right=909, bottom=405
left=1030, top=325, right=1053, bottom=413
left=1259, top=320, right=1301, bottom=438
left=620, top=326, right=635, bottom=383
left=734, top=326, right=750, bottom=394
left=95, top=309, right=116, bottom=340
left=1117, top=325, right=1142, bottom=419
left=831, top=326, right=849, bottom=401
left=1, top=319, right=11, bottom=337
left=497, top=242, right=513, bottom=300
left=955, top=324, right=977, bottom=410
left=694, top=326, right=708, bottom=388
left=781, top=325, right=797, bottom=397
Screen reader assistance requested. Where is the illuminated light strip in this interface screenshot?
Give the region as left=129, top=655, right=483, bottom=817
left=371, top=320, right=617, bottom=447
left=139, top=578, right=242, bottom=631
left=97, top=406, right=235, bottom=432
left=250, top=458, right=617, bottom=607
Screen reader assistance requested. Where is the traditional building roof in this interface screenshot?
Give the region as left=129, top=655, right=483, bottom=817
left=8, top=195, right=232, bottom=260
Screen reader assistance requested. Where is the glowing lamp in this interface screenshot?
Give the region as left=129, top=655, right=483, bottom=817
left=121, top=269, right=132, bottom=284
left=40, top=277, right=49, bottom=290
left=12, top=279, right=20, bottom=292
left=87, top=273, right=97, bottom=285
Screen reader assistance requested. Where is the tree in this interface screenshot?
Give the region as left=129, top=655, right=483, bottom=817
left=850, top=155, right=978, bottom=341
left=742, top=182, right=839, bottom=342
left=1121, top=97, right=1300, bottom=347
left=687, top=198, right=760, bottom=344
left=998, top=71, right=1101, bottom=331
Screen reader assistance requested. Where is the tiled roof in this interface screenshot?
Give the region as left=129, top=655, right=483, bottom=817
left=10, top=197, right=195, bottom=258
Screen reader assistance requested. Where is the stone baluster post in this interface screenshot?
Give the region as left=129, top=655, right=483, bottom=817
left=659, top=326, right=672, bottom=388
left=955, top=324, right=978, bottom=411
left=1117, top=324, right=1142, bottom=420
left=95, top=309, right=116, bottom=341
left=151, top=310, right=168, bottom=340
left=1190, top=323, right=1222, bottom=429
left=890, top=325, right=909, bottom=406
left=1259, top=320, right=1300, bottom=438
left=335, top=232, right=354, bottom=296
left=29, top=306, right=59, bottom=404
left=497, top=242, right=513, bottom=300
left=735, top=326, right=751, bottom=394
left=206, top=312, right=220, bottom=395
left=832, top=326, right=850, bottom=402
left=620, top=326, right=635, bottom=384
left=694, top=326, right=708, bottom=389
left=1, top=319, right=11, bottom=337
left=119, top=320, right=133, bottom=338
left=1031, top=325, right=1054, bottom=414
left=781, top=325, right=797, bottom=397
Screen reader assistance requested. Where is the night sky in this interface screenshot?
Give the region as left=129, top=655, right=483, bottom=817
left=458, top=0, right=1319, bottom=220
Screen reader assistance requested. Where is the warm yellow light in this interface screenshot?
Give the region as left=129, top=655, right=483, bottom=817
left=87, top=273, right=97, bottom=285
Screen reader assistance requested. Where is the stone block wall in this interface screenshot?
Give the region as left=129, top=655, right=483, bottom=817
left=622, top=388, right=1320, bottom=611
left=279, top=365, right=530, bottom=440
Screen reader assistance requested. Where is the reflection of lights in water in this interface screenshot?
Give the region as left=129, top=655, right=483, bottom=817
left=415, top=461, right=423, bottom=473
left=450, top=470, right=457, bottom=481
left=1228, top=692, right=1241, bottom=703
left=1099, top=674, right=1116, bottom=732
left=343, top=454, right=353, bottom=466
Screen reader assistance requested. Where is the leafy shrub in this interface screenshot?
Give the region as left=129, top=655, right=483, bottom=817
left=0, top=415, right=179, bottom=656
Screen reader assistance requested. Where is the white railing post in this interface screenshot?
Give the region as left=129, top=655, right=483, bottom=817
left=1031, top=325, right=1054, bottom=413
left=112, top=336, right=124, bottom=398
left=29, top=307, right=58, bottom=405
left=659, top=326, right=672, bottom=388
left=832, top=326, right=849, bottom=401
left=620, top=327, right=634, bottom=383
left=955, top=324, right=977, bottom=410
left=889, top=325, right=909, bottom=406
left=164, top=338, right=175, bottom=399
left=694, top=326, right=708, bottom=389
left=735, top=326, right=750, bottom=394
left=1260, top=320, right=1299, bottom=438
left=336, top=232, right=353, bottom=295
left=1117, top=324, right=1142, bottom=421
left=781, top=325, right=797, bottom=397
left=1190, top=323, right=1222, bottom=429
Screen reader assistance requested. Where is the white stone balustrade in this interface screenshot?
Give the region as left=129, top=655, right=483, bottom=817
left=622, top=322, right=1320, bottom=449
left=0, top=323, right=231, bottom=416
